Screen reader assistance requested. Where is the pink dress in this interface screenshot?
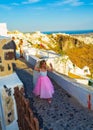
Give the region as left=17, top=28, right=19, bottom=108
left=33, top=71, right=54, bottom=99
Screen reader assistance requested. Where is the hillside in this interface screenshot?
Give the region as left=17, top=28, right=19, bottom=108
left=31, top=32, right=93, bottom=76
left=8, top=31, right=93, bottom=77
left=31, top=32, right=85, bottom=54
left=66, top=44, right=93, bottom=77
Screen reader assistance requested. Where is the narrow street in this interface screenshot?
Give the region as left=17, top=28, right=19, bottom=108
left=14, top=58, right=93, bottom=130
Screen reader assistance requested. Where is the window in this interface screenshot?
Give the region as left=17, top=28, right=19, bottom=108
left=4, top=52, right=14, bottom=60
left=8, top=64, right=11, bottom=71
left=0, top=65, right=4, bottom=72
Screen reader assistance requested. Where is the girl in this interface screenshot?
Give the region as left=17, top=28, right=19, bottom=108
left=33, top=60, right=54, bottom=103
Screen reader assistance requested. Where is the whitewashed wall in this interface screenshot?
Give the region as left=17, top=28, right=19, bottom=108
left=25, top=54, right=93, bottom=110
left=0, top=73, right=23, bottom=130
left=23, top=48, right=91, bottom=77
left=0, top=23, right=8, bottom=36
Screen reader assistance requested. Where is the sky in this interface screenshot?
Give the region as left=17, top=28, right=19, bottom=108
left=0, top=0, right=93, bottom=32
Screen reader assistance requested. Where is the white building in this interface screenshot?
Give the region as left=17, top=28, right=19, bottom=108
left=69, top=65, right=90, bottom=76
left=0, top=23, right=8, bottom=36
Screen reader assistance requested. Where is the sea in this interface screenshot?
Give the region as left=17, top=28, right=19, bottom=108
left=42, top=30, right=93, bottom=35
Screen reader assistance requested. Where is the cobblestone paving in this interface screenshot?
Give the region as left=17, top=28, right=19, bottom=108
left=0, top=121, right=2, bottom=130
left=14, top=59, right=93, bottom=130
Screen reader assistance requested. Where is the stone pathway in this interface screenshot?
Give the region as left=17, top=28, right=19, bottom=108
left=0, top=121, right=2, bottom=130
left=14, top=58, right=93, bottom=130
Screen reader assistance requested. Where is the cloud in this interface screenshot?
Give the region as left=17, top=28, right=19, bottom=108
left=10, top=0, right=39, bottom=6
left=0, top=0, right=43, bottom=11
left=11, top=3, right=20, bottom=6
left=50, top=0, right=84, bottom=7
left=22, top=0, right=40, bottom=4
left=63, top=8, right=71, bottom=11
left=0, top=4, right=11, bottom=10
left=32, top=7, right=45, bottom=10
left=68, top=0, right=84, bottom=6
left=29, top=0, right=40, bottom=2
left=70, top=0, right=83, bottom=6
left=10, top=0, right=40, bottom=7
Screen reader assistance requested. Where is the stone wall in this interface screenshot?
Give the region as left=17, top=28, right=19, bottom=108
left=0, top=38, right=14, bottom=76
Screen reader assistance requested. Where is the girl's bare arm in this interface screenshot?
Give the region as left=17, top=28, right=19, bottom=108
left=34, top=63, right=40, bottom=71
left=47, top=63, right=53, bottom=71
left=34, top=67, right=40, bottom=71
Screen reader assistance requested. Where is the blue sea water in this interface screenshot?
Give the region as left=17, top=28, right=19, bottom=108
left=42, top=30, right=93, bottom=35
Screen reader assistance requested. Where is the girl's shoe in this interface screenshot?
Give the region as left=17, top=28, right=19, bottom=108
left=48, top=99, right=51, bottom=104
